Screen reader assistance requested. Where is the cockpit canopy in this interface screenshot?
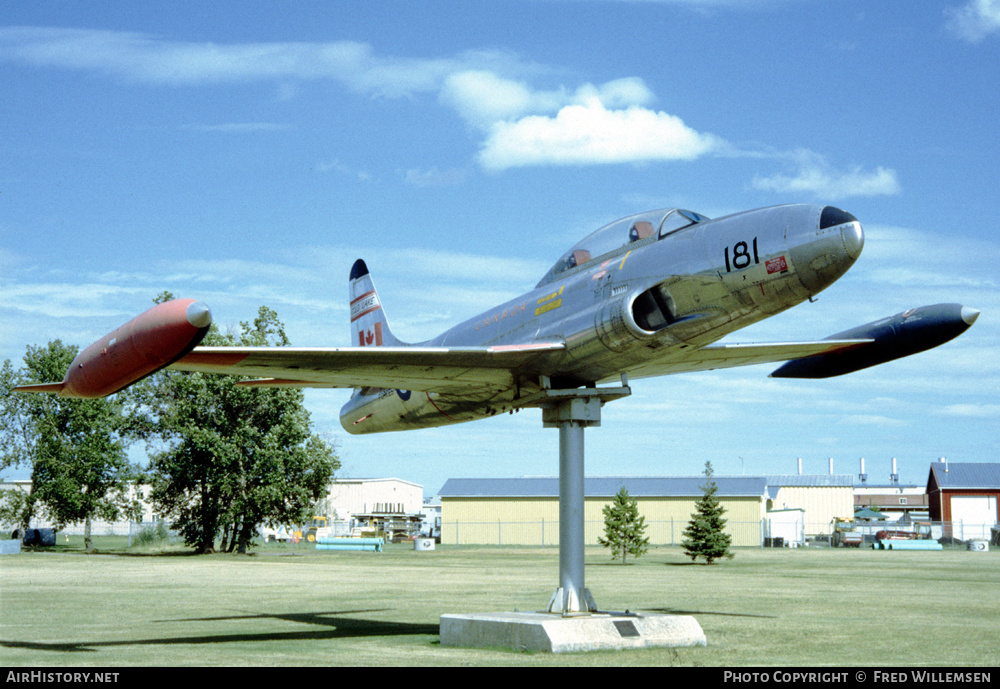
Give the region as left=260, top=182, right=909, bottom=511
left=538, top=208, right=710, bottom=286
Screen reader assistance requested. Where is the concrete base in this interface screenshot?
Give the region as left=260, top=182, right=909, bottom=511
left=440, top=611, right=706, bottom=653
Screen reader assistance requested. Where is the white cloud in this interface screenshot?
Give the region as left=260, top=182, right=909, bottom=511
left=0, top=27, right=513, bottom=98
left=314, top=159, right=374, bottom=182
left=752, top=150, right=901, bottom=200
left=440, top=71, right=690, bottom=170
left=0, top=243, right=554, bottom=364
left=179, top=122, right=290, bottom=133
left=0, top=28, right=690, bottom=171
left=403, top=167, right=469, bottom=188
left=939, top=403, right=1000, bottom=418
left=478, top=98, right=722, bottom=170
left=439, top=71, right=655, bottom=129
left=3, top=282, right=141, bottom=320
left=855, top=224, right=1000, bottom=296
left=372, top=247, right=547, bottom=287
left=439, top=71, right=547, bottom=127
left=837, top=414, right=909, bottom=428
left=0, top=27, right=895, bottom=178
left=946, top=0, right=1000, bottom=42
left=584, top=77, right=657, bottom=109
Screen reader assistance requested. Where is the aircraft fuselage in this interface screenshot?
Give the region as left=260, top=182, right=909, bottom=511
left=340, top=204, right=864, bottom=433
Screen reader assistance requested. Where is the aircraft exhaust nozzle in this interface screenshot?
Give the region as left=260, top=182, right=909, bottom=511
left=49, top=299, right=212, bottom=398
left=770, top=303, right=978, bottom=379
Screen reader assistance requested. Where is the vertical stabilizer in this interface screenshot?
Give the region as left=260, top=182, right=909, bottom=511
left=349, top=259, right=404, bottom=347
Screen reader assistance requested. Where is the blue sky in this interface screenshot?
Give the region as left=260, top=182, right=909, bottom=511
left=3, top=1, right=998, bottom=495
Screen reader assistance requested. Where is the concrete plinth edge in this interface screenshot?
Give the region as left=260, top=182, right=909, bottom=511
left=439, top=611, right=706, bottom=653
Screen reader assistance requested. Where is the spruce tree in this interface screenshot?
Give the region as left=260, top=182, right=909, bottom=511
left=681, top=461, right=734, bottom=564
left=598, top=487, right=649, bottom=564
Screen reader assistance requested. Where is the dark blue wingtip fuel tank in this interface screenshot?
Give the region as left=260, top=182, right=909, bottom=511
left=770, top=303, right=980, bottom=378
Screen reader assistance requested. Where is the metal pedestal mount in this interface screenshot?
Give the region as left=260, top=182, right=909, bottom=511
left=538, top=381, right=631, bottom=614
left=439, top=376, right=707, bottom=652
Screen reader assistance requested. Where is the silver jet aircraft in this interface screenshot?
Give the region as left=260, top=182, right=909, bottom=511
left=15, top=204, right=979, bottom=428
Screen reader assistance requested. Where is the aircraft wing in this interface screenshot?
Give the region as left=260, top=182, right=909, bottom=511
left=171, top=342, right=567, bottom=394
left=616, top=339, right=873, bottom=380
left=634, top=302, right=977, bottom=380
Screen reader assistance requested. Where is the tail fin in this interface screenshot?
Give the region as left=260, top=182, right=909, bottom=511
left=349, top=259, right=404, bottom=347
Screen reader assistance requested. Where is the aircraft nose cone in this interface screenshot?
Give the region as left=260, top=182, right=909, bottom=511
left=790, top=206, right=864, bottom=295
left=842, top=220, right=864, bottom=260
left=821, top=206, right=864, bottom=260
left=961, top=306, right=980, bottom=326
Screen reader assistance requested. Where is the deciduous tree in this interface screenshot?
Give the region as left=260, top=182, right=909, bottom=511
left=136, top=299, right=339, bottom=553
left=1, top=342, right=142, bottom=551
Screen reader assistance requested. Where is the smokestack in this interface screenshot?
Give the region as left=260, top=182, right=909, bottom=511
left=859, top=457, right=867, bottom=484
left=829, top=457, right=834, bottom=475
left=890, top=457, right=899, bottom=485
left=797, top=458, right=802, bottom=475
left=941, top=457, right=948, bottom=473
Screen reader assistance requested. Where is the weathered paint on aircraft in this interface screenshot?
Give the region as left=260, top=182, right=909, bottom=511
left=15, top=204, right=978, bottom=435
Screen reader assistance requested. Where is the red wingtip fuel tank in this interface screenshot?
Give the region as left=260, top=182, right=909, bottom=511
left=56, top=299, right=212, bottom=398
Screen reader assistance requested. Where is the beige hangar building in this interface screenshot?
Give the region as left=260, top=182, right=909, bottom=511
left=438, top=475, right=856, bottom=547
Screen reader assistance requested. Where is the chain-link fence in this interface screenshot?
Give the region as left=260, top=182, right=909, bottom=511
left=9, top=518, right=998, bottom=550
left=3, top=520, right=179, bottom=546
left=443, top=519, right=999, bottom=549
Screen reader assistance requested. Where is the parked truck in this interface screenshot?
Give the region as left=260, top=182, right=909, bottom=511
left=297, top=516, right=331, bottom=543
left=831, top=519, right=863, bottom=547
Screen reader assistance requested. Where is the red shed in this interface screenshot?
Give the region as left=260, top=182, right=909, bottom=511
left=927, top=462, right=1000, bottom=540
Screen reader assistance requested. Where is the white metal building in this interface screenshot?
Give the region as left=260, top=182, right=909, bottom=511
left=325, top=477, right=424, bottom=518
left=764, top=475, right=855, bottom=536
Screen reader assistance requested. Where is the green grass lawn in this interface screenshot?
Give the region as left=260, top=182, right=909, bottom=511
left=1, top=538, right=998, bottom=666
